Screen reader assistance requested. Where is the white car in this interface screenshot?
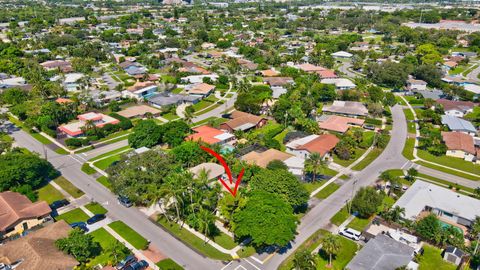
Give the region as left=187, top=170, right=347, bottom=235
left=339, top=227, right=361, bottom=241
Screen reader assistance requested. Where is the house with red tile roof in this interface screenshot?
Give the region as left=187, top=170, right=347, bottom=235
left=316, top=69, right=338, bottom=79
left=186, top=125, right=235, bottom=145
left=58, top=112, right=120, bottom=137
left=0, top=191, right=52, bottom=239
left=186, top=83, right=215, bottom=96
left=318, top=115, right=365, bottom=133
left=296, top=63, right=326, bottom=73
left=219, top=111, right=267, bottom=132
left=442, top=132, right=477, bottom=162
left=285, top=134, right=340, bottom=159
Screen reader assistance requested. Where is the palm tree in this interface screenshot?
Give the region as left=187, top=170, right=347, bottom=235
left=320, top=234, right=341, bottom=267
left=305, top=152, right=324, bottom=182
left=197, top=208, right=215, bottom=243
left=160, top=174, right=185, bottom=222
left=81, top=119, right=97, bottom=136
left=106, top=239, right=128, bottom=264
left=385, top=206, right=405, bottom=224
left=293, top=250, right=316, bottom=270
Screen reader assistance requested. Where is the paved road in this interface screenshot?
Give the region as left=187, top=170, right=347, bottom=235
left=224, top=105, right=409, bottom=270
left=10, top=129, right=225, bottom=270
left=76, top=139, right=129, bottom=161
left=102, top=73, right=120, bottom=90
left=416, top=164, right=480, bottom=189
left=464, top=62, right=480, bottom=83
left=193, top=92, right=237, bottom=123
left=338, top=61, right=364, bottom=78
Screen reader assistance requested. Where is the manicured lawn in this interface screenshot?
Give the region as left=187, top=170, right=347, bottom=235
left=418, top=245, right=456, bottom=270
left=417, top=173, right=474, bottom=194
left=402, top=138, right=415, bottom=160
left=8, top=115, right=52, bottom=145
left=54, top=147, right=69, bottom=155
left=351, top=148, right=383, bottom=171
left=89, top=145, right=131, bottom=162
left=97, top=130, right=131, bottom=143
left=315, top=183, right=340, bottom=199
left=74, top=145, right=94, bottom=154
left=192, top=100, right=213, bottom=112
left=54, top=176, right=84, bottom=198
left=108, top=221, right=149, bottom=250
left=85, top=202, right=108, bottom=215
left=330, top=206, right=350, bottom=226
left=333, top=147, right=367, bottom=168
left=171, top=88, right=183, bottom=94
left=93, top=154, right=123, bottom=170
left=191, top=117, right=228, bottom=127
left=89, top=228, right=130, bottom=267
left=55, top=208, right=90, bottom=223
left=417, top=149, right=480, bottom=176
left=317, top=235, right=358, bottom=270
left=403, top=109, right=414, bottom=121
left=416, top=161, right=480, bottom=181
left=303, top=181, right=325, bottom=194
left=82, top=163, right=96, bottom=175
left=36, top=183, right=64, bottom=204
left=278, top=229, right=329, bottom=270
left=162, top=113, right=179, bottom=121
left=236, top=245, right=257, bottom=258
left=97, top=176, right=113, bottom=191
left=347, top=216, right=371, bottom=231
left=157, top=217, right=232, bottom=260
left=212, top=232, right=237, bottom=249
left=273, top=127, right=292, bottom=151
left=156, top=259, right=184, bottom=270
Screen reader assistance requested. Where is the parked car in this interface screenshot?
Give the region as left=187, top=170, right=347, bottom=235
left=49, top=199, right=70, bottom=210
left=86, top=214, right=106, bottom=225
left=115, top=255, right=137, bottom=270
left=70, top=222, right=88, bottom=232
left=124, top=260, right=148, bottom=270
left=118, top=196, right=132, bottom=208
left=339, top=227, right=361, bottom=241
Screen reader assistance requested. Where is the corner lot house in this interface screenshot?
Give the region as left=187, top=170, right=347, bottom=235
left=241, top=148, right=305, bottom=176
left=219, top=111, right=267, bottom=132
left=0, top=191, right=52, bottom=239
left=441, top=115, right=477, bottom=136
left=442, top=132, right=477, bottom=162
left=346, top=234, right=417, bottom=270
left=394, top=180, right=480, bottom=228
left=123, top=81, right=158, bottom=100
left=185, top=83, right=215, bottom=97
left=58, top=112, right=120, bottom=137
left=436, top=99, right=474, bottom=118
left=322, top=101, right=368, bottom=117
left=318, top=115, right=365, bottom=133
left=186, top=125, right=235, bottom=145
left=286, top=134, right=340, bottom=159
left=0, top=220, right=78, bottom=270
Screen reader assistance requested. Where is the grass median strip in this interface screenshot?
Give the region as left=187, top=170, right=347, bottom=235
left=351, top=148, right=383, bottom=171
left=55, top=208, right=90, bottom=224
left=54, top=176, right=84, bottom=198
left=402, top=138, right=415, bottom=160
left=315, top=183, right=340, bottom=199
left=97, top=176, right=113, bottom=191
left=157, top=217, right=232, bottom=260
left=156, top=259, right=184, bottom=270
left=85, top=202, right=108, bottom=215
left=416, top=161, right=480, bottom=181
left=417, top=149, right=480, bottom=177
left=108, top=221, right=149, bottom=250
left=82, top=163, right=96, bottom=175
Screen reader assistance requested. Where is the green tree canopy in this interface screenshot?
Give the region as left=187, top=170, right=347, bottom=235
left=55, top=229, right=101, bottom=263
left=351, top=186, right=384, bottom=218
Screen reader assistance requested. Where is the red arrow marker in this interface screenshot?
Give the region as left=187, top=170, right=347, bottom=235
left=200, top=146, right=244, bottom=197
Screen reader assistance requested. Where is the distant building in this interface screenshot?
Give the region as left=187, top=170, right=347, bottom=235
left=406, top=79, right=427, bottom=91
left=331, top=51, right=353, bottom=58
left=322, top=101, right=368, bottom=117
left=241, top=148, right=304, bottom=177
left=90, top=90, right=122, bottom=106
left=188, top=163, right=225, bottom=180
left=185, top=83, right=215, bottom=97
left=320, top=78, right=356, bottom=90
left=0, top=191, right=52, bottom=239
left=40, top=60, right=72, bottom=73
left=123, top=82, right=158, bottom=100
left=117, top=105, right=161, bottom=119
left=286, top=134, right=340, bottom=159
left=437, top=99, right=474, bottom=118
left=441, top=115, right=477, bottom=136
left=186, top=125, right=235, bottom=145
left=58, top=112, right=120, bottom=137
left=0, top=220, right=78, bottom=270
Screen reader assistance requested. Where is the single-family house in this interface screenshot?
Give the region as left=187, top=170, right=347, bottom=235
left=316, top=69, right=338, bottom=79
left=0, top=221, right=78, bottom=270
left=443, top=61, right=458, bottom=71
left=320, top=78, right=356, bottom=90
left=117, top=105, right=161, bottom=119
left=241, top=148, right=305, bottom=176
left=188, top=163, right=225, bottom=180
left=442, top=132, right=477, bottom=162
left=185, top=83, right=215, bottom=97
left=123, top=81, right=158, bottom=100
left=296, top=63, right=326, bottom=73
left=436, top=99, right=474, bottom=118
left=40, top=60, right=72, bottom=72
left=90, top=90, right=122, bottom=106
left=148, top=93, right=200, bottom=108
left=286, top=134, right=340, bottom=159
left=441, top=115, right=477, bottom=136
left=346, top=234, right=417, bottom=270
left=219, top=111, right=267, bottom=132
left=406, top=79, right=427, bottom=91
left=322, top=101, right=368, bottom=117
left=0, top=191, right=52, bottom=239
left=58, top=112, right=120, bottom=137
left=331, top=51, right=353, bottom=58
left=124, top=65, right=147, bottom=76
left=394, top=180, right=480, bottom=228
left=186, top=125, right=235, bottom=145
left=318, top=115, right=365, bottom=133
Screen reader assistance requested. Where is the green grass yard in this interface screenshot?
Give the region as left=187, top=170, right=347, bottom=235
left=418, top=245, right=456, bottom=270
left=212, top=232, right=237, bottom=250
left=97, top=176, right=113, bottom=191
left=93, top=154, right=123, bottom=170
left=89, top=228, right=130, bottom=268
left=157, top=217, right=231, bottom=260
left=315, top=183, right=341, bottom=199
left=351, top=148, right=383, bottom=171
left=316, top=235, right=358, bottom=270
left=417, top=149, right=480, bottom=177
left=85, top=202, right=108, bottom=215
left=330, top=206, right=350, bottom=226
left=55, top=208, right=90, bottom=223
left=156, top=259, right=184, bottom=270
left=278, top=229, right=329, bottom=270
left=89, top=146, right=131, bottom=162
left=347, top=216, right=371, bottom=231
left=54, top=176, right=84, bottom=198
left=108, top=221, right=149, bottom=250
left=36, top=183, right=64, bottom=204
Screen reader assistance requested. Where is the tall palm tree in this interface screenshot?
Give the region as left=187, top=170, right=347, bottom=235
left=293, top=250, right=316, bottom=270
left=304, top=152, right=324, bottom=182
left=160, top=174, right=185, bottom=222
left=320, top=234, right=341, bottom=267
left=197, top=208, right=215, bottom=243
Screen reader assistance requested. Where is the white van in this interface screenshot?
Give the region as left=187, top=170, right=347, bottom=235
left=339, top=227, right=362, bottom=241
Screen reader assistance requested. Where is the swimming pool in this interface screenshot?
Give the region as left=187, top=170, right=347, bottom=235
left=439, top=220, right=463, bottom=234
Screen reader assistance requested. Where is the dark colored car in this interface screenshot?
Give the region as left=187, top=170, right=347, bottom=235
left=115, top=255, right=136, bottom=270
left=124, top=260, right=148, bottom=270
left=118, top=196, right=132, bottom=208
left=70, top=222, right=88, bottom=232
left=49, top=199, right=70, bottom=210
left=86, top=214, right=106, bottom=225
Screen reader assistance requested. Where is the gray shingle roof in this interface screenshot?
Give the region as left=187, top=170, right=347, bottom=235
left=441, top=115, right=477, bottom=134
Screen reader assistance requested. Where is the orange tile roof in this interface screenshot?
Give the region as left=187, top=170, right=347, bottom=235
left=127, top=81, right=156, bottom=92
left=186, top=125, right=225, bottom=144
left=260, top=69, right=279, bottom=77
left=189, top=83, right=215, bottom=95
left=316, top=69, right=337, bottom=79
left=318, top=115, right=365, bottom=133
left=298, top=63, right=326, bottom=72
left=0, top=191, right=51, bottom=232
left=55, top=98, right=73, bottom=104
left=242, top=149, right=292, bottom=168
left=442, top=131, right=476, bottom=155
left=298, top=134, right=340, bottom=156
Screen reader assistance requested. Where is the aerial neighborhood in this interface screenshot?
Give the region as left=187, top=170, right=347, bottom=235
left=1, top=1, right=480, bottom=270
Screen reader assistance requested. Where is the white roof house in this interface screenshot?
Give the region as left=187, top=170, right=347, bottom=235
left=464, top=83, right=480, bottom=95
left=331, top=51, right=353, bottom=58
left=321, top=78, right=356, bottom=90
left=394, top=180, right=480, bottom=226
